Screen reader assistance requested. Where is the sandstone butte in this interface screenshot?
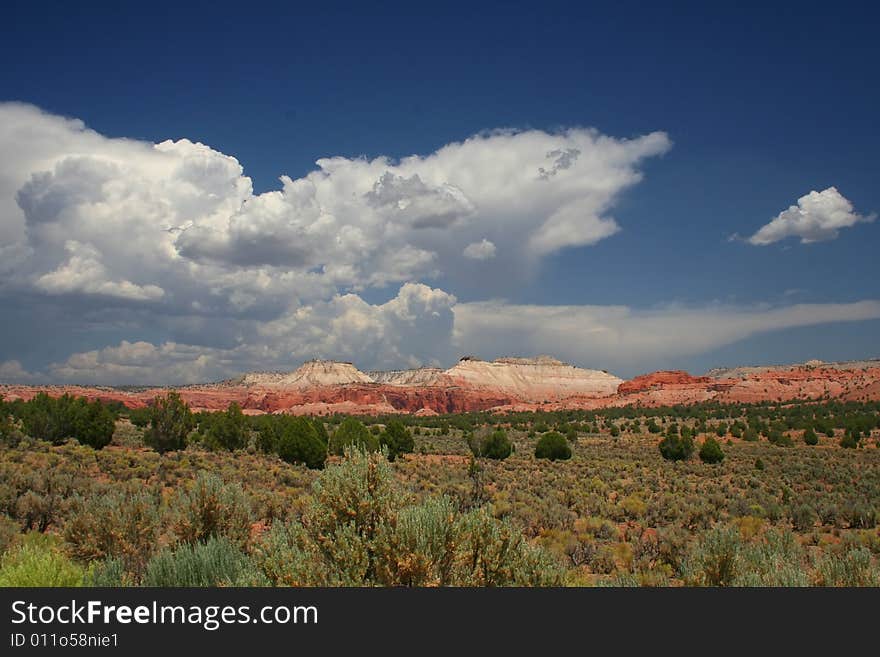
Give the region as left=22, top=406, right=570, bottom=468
left=2, top=356, right=879, bottom=416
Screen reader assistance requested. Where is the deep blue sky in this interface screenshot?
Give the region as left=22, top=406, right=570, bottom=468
left=1, top=0, right=878, bottom=375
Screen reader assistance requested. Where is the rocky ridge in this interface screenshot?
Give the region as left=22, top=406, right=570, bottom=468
left=2, top=356, right=879, bottom=415
left=233, top=360, right=374, bottom=387
left=440, top=355, right=622, bottom=399
left=368, top=368, right=445, bottom=386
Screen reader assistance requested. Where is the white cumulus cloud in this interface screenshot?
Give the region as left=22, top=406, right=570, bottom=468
left=35, top=240, right=165, bottom=301
left=747, top=187, right=875, bottom=245
left=0, top=103, right=670, bottom=314
left=1, top=103, right=877, bottom=385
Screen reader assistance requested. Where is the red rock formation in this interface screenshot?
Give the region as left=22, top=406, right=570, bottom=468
left=3, top=359, right=878, bottom=416
left=617, top=370, right=709, bottom=394
left=240, top=384, right=514, bottom=415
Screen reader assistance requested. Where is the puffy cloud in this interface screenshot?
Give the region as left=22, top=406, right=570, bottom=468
left=363, top=172, right=475, bottom=229
left=174, top=128, right=669, bottom=287
left=257, top=282, right=456, bottom=369
left=0, top=102, right=674, bottom=378
left=35, top=241, right=165, bottom=301
left=0, top=103, right=670, bottom=316
left=2, top=103, right=877, bottom=385
left=527, top=198, right=621, bottom=255
left=47, top=341, right=224, bottom=386
left=463, top=239, right=496, bottom=260
left=747, top=187, right=875, bottom=245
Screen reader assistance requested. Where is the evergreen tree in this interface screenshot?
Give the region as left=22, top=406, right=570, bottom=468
left=206, top=402, right=248, bottom=451
left=379, top=419, right=414, bottom=461
left=535, top=431, right=572, bottom=461
left=658, top=432, right=694, bottom=461
left=329, top=417, right=378, bottom=455
left=276, top=417, right=327, bottom=469
left=469, top=429, right=512, bottom=460
left=803, top=426, right=818, bottom=445
left=145, top=392, right=194, bottom=454
left=699, top=437, right=725, bottom=464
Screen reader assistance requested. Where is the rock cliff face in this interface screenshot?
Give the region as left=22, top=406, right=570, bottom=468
left=618, top=370, right=710, bottom=394
left=611, top=360, right=880, bottom=408
left=439, top=356, right=622, bottom=401
left=368, top=368, right=444, bottom=386
left=235, top=360, right=375, bottom=387
left=707, top=358, right=880, bottom=379
left=3, top=357, right=879, bottom=416
left=239, top=384, right=512, bottom=415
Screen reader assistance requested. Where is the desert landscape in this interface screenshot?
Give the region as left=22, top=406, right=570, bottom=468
left=1, top=3, right=878, bottom=600
left=2, top=354, right=879, bottom=587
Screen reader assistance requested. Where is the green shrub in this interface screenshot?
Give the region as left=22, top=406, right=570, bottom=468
left=620, top=494, right=647, bottom=518
left=454, top=509, right=563, bottom=586
left=329, top=418, right=378, bottom=455
left=682, top=525, right=742, bottom=586
left=143, top=537, right=253, bottom=587
left=682, top=525, right=816, bottom=586
left=734, top=530, right=808, bottom=586
left=0, top=411, right=23, bottom=447
left=312, top=419, right=329, bottom=445
left=63, top=487, right=163, bottom=577
left=816, top=548, right=880, bottom=586
left=379, top=420, right=414, bottom=461
left=251, top=449, right=562, bottom=586
left=0, top=514, right=20, bottom=556
left=803, top=427, right=819, bottom=445
left=0, top=534, right=85, bottom=586
left=305, top=448, right=399, bottom=583
left=658, top=433, right=694, bottom=461
left=203, top=403, right=248, bottom=451
left=250, top=521, right=330, bottom=586
left=768, top=431, right=794, bottom=447
left=87, top=557, right=130, bottom=586
left=790, top=504, right=816, bottom=531
left=19, top=393, right=114, bottom=449
left=698, top=437, right=724, bottom=464
left=127, top=407, right=151, bottom=428
left=4, top=470, right=79, bottom=532
left=171, top=472, right=253, bottom=549
left=374, top=496, right=460, bottom=586
left=274, top=417, right=327, bottom=469
left=480, top=429, right=513, bottom=460
left=535, top=432, right=572, bottom=461
left=145, top=392, right=194, bottom=454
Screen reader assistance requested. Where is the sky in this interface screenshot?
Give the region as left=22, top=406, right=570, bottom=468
left=0, top=0, right=878, bottom=383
